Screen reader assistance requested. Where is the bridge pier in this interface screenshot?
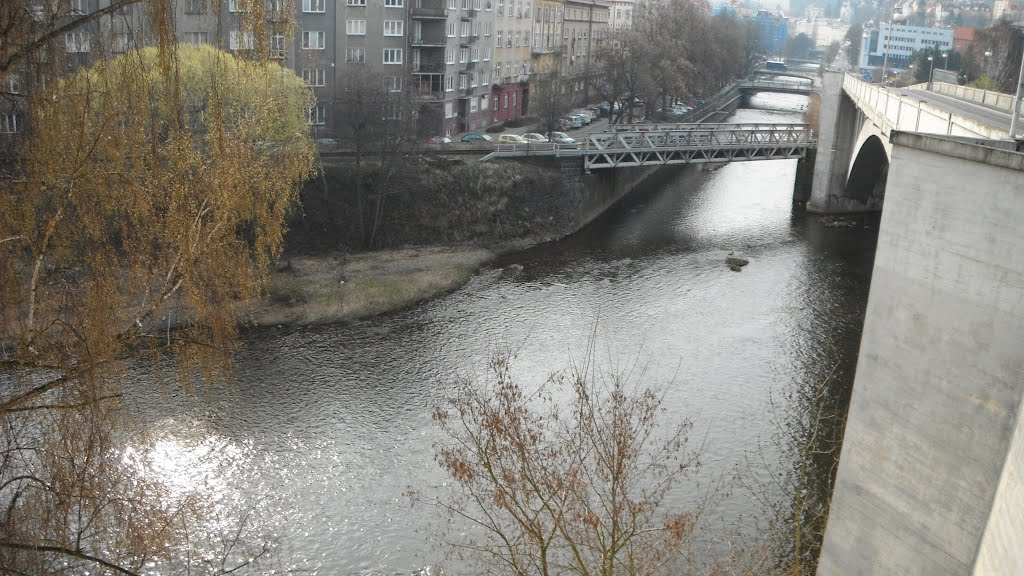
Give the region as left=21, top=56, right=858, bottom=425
left=808, top=71, right=873, bottom=213
left=818, top=133, right=1024, bottom=575
left=793, top=154, right=815, bottom=204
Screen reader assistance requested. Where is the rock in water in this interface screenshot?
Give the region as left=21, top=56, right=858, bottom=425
left=725, top=256, right=749, bottom=268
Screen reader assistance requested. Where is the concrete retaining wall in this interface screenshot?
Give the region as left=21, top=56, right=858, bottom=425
left=817, top=133, right=1024, bottom=575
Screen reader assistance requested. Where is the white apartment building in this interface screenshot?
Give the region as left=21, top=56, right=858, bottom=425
left=859, top=21, right=952, bottom=72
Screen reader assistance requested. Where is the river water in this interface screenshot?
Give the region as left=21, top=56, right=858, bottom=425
left=128, top=92, right=879, bottom=575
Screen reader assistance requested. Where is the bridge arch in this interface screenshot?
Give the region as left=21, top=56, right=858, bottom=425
left=837, top=120, right=891, bottom=209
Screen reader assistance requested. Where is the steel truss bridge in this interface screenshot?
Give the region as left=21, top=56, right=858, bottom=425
left=484, top=123, right=817, bottom=170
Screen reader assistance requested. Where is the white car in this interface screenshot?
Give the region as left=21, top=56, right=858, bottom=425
left=547, top=131, right=577, bottom=145
left=521, top=132, right=549, bottom=143
left=572, top=111, right=593, bottom=125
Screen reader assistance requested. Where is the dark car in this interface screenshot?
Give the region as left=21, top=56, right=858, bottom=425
left=461, top=133, right=494, bottom=143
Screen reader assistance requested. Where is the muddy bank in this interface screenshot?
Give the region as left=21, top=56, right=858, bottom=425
left=247, top=246, right=494, bottom=327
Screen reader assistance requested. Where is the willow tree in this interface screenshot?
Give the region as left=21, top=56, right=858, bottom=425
left=0, top=39, right=314, bottom=575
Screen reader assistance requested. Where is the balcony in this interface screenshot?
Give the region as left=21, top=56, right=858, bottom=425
left=411, top=7, right=448, bottom=19
left=464, top=60, right=477, bottom=70
left=411, top=35, right=447, bottom=47
left=459, top=34, right=479, bottom=45
left=412, top=60, right=446, bottom=73
left=459, top=8, right=478, bottom=19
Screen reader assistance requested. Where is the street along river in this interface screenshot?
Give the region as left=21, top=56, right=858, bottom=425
left=127, top=92, right=880, bottom=574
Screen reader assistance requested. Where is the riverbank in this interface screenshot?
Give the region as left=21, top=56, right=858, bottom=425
left=248, top=245, right=495, bottom=326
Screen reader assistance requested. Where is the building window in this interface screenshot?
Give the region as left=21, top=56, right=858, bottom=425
left=64, top=31, right=90, bottom=52
left=383, top=20, right=403, bottom=36
left=446, top=48, right=454, bottom=64
left=445, top=101, right=455, bottom=117
left=346, top=47, right=366, bottom=62
left=470, top=97, right=478, bottom=113
left=485, top=0, right=491, bottom=9
left=483, top=46, right=490, bottom=60
left=503, top=93, right=508, bottom=108
left=460, top=21, right=469, bottom=36
left=385, top=0, right=404, bottom=5
left=306, top=105, right=326, bottom=125
left=68, top=0, right=85, bottom=13
left=445, top=75, right=454, bottom=91
left=492, top=96, right=497, bottom=110
left=471, top=47, right=479, bottom=61
left=496, top=31, right=502, bottom=47
left=459, top=47, right=468, bottom=63
left=448, top=20, right=456, bottom=37
left=270, top=33, right=286, bottom=58
left=1, top=113, right=18, bottom=133
left=347, top=0, right=366, bottom=5
left=183, top=0, right=205, bottom=13
left=303, top=68, right=326, bottom=86
left=346, top=19, right=366, bottom=35
left=512, top=91, right=516, bottom=107
left=228, top=0, right=250, bottom=12
left=303, top=0, right=326, bottom=11
left=449, top=0, right=457, bottom=8
left=497, top=0, right=504, bottom=15
left=484, top=21, right=491, bottom=36
left=229, top=30, right=254, bottom=50
left=183, top=31, right=208, bottom=44
left=302, top=31, right=326, bottom=49
left=384, top=76, right=403, bottom=91
left=383, top=48, right=403, bottom=64
left=459, top=74, right=467, bottom=89
left=112, top=33, right=132, bottom=53
left=481, top=95, right=488, bottom=109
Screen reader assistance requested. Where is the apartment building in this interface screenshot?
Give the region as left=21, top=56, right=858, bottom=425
left=607, top=0, right=633, bottom=29
left=561, top=0, right=609, bottom=105
left=531, top=0, right=565, bottom=75
left=858, top=22, right=953, bottom=72
left=411, top=0, right=492, bottom=136
left=492, top=0, right=534, bottom=123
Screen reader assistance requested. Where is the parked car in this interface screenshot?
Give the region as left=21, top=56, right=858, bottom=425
left=461, top=133, right=494, bottom=142
left=521, top=132, right=549, bottom=143
left=547, top=131, right=577, bottom=145
left=498, top=134, right=530, bottom=144
left=572, top=111, right=592, bottom=125
left=426, top=135, right=452, bottom=144
left=562, top=115, right=584, bottom=129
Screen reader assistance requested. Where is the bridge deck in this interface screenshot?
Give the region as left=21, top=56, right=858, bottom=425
left=485, top=123, right=817, bottom=170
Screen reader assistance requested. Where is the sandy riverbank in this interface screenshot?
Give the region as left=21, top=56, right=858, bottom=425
left=247, top=245, right=495, bottom=327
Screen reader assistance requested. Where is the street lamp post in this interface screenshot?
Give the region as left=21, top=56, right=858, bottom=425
left=984, top=49, right=993, bottom=91
left=1010, top=42, right=1024, bottom=139
left=927, top=55, right=934, bottom=90
left=942, top=51, right=948, bottom=70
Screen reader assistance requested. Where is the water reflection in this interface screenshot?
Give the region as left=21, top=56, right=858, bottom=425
left=125, top=92, right=878, bottom=574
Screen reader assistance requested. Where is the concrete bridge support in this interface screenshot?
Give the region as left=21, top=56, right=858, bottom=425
left=818, top=133, right=1024, bottom=575
left=808, top=71, right=873, bottom=213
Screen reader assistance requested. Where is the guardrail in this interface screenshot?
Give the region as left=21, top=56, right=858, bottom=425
left=918, top=81, right=1016, bottom=113
left=843, top=73, right=996, bottom=138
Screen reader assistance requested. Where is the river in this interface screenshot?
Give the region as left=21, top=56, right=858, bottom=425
left=128, top=92, right=880, bottom=575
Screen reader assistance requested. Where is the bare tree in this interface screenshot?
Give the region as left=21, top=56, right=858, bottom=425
left=533, top=65, right=572, bottom=133
left=431, top=344, right=709, bottom=575
left=334, top=64, right=419, bottom=248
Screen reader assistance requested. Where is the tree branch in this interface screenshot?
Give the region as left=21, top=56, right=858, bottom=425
left=0, top=541, right=141, bottom=576
left=0, top=0, right=147, bottom=76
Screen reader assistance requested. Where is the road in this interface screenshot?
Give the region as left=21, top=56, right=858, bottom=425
left=894, top=87, right=1019, bottom=137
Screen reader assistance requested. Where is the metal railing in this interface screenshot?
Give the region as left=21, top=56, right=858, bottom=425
left=486, top=123, right=817, bottom=169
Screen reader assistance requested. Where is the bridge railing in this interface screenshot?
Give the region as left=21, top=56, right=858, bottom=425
left=915, top=81, right=1017, bottom=113
left=586, top=123, right=815, bottom=151
left=842, top=73, right=993, bottom=138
